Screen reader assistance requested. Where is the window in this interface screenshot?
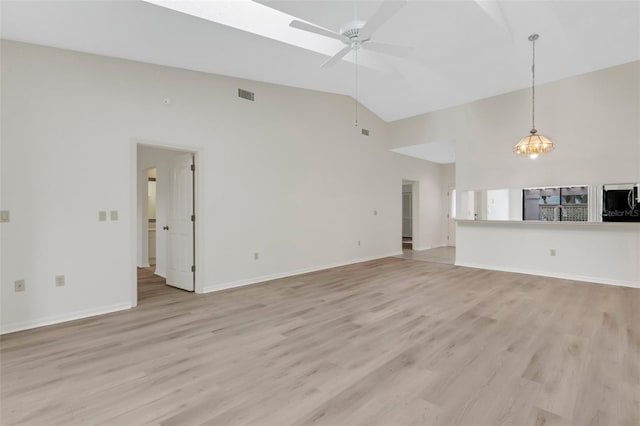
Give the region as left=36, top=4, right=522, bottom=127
left=523, top=186, right=588, bottom=221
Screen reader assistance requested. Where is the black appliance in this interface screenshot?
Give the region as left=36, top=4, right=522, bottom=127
left=602, top=184, right=640, bottom=222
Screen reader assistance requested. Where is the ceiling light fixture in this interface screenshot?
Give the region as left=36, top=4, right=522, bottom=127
left=513, top=33, right=554, bottom=159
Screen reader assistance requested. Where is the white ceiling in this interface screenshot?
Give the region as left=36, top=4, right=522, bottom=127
left=1, top=0, right=639, bottom=124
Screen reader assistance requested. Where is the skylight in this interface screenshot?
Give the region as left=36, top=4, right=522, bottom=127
left=142, top=0, right=393, bottom=72
left=143, top=1, right=341, bottom=55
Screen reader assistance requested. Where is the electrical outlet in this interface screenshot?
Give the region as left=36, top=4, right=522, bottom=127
left=98, top=211, right=107, bottom=221
left=110, top=210, right=118, bottom=221
left=0, top=210, right=9, bottom=223
left=254, top=252, right=259, bottom=260
left=14, top=280, right=25, bottom=292
left=358, top=240, right=361, bottom=246
left=373, top=210, right=378, bottom=216
left=55, top=275, right=65, bottom=287
left=550, top=249, right=556, bottom=256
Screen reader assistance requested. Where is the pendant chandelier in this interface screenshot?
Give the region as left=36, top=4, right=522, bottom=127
left=513, top=34, right=554, bottom=159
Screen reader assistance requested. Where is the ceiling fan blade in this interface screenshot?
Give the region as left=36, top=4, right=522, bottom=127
left=321, top=45, right=353, bottom=68
left=289, top=20, right=349, bottom=43
left=362, top=41, right=413, bottom=58
left=359, top=0, right=407, bottom=40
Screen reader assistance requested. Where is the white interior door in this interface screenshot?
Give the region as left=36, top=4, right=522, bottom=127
left=166, top=153, right=194, bottom=291
left=402, top=192, right=412, bottom=238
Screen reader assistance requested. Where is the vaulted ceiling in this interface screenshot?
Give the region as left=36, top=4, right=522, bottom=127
left=2, top=1, right=639, bottom=122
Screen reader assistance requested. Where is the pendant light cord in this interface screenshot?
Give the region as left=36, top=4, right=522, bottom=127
left=355, top=46, right=359, bottom=127
left=531, top=36, right=536, bottom=132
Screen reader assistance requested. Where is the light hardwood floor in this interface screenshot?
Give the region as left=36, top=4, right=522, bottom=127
left=1, top=258, right=639, bottom=425
left=395, top=246, right=456, bottom=265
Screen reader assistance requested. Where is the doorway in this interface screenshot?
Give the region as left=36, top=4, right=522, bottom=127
left=136, top=145, right=196, bottom=299
left=401, top=180, right=418, bottom=252
left=147, top=168, right=157, bottom=267
left=402, top=182, right=413, bottom=250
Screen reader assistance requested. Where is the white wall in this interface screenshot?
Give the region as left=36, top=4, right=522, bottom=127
left=457, top=62, right=640, bottom=190
left=0, top=41, right=447, bottom=333
left=387, top=106, right=460, bottom=151
left=457, top=221, right=639, bottom=287
left=391, top=61, right=640, bottom=287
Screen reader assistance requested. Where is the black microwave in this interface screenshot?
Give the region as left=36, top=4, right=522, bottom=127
left=602, top=184, right=640, bottom=222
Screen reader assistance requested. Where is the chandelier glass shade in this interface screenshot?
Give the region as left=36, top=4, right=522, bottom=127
left=513, top=130, right=553, bottom=159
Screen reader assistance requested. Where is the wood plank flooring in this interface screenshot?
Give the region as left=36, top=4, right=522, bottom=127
left=395, top=247, right=456, bottom=265
left=1, top=258, right=639, bottom=425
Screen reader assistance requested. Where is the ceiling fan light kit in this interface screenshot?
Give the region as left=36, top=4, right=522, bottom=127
left=513, top=33, right=554, bottom=159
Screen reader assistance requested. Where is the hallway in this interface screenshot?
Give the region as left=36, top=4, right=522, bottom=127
left=137, top=268, right=193, bottom=306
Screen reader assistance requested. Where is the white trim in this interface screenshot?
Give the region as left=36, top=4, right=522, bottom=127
left=130, top=140, right=139, bottom=308
left=454, top=261, right=640, bottom=289
left=202, top=252, right=403, bottom=293
left=411, top=244, right=445, bottom=251
left=0, top=302, right=132, bottom=335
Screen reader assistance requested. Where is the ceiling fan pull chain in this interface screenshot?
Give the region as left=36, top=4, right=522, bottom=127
left=355, top=46, right=359, bottom=127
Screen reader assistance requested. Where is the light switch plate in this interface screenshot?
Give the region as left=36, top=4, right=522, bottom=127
left=0, top=210, right=9, bottom=223
left=55, top=275, right=65, bottom=287
left=99, top=211, right=107, bottom=221
left=110, top=210, right=118, bottom=221
left=15, top=280, right=25, bottom=292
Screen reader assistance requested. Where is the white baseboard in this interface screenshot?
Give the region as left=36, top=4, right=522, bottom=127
left=411, top=244, right=447, bottom=251
left=202, top=252, right=402, bottom=294
left=1, top=302, right=132, bottom=335
left=454, top=261, right=640, bottom=289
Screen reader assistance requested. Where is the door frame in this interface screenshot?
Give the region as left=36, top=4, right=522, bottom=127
left=447, top=187, right=456, bottom=246
left=130, top=139, right=205, bottom=307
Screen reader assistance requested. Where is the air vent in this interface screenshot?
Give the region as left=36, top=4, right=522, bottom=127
left=361, top=128, right=370, bottom=136
left=238, top=88, right=255, bottom=101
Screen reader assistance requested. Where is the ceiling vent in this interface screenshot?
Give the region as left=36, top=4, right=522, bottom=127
left=361, top=128, right=370, bottom=136
left=238, top=88, right=255, bottom=101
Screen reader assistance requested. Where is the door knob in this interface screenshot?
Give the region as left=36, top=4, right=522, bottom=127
left=163, top=225, right=169, bottom=230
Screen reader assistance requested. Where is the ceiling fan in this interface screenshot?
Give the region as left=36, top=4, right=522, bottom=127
left=289, top=0, right=412, bottom=68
